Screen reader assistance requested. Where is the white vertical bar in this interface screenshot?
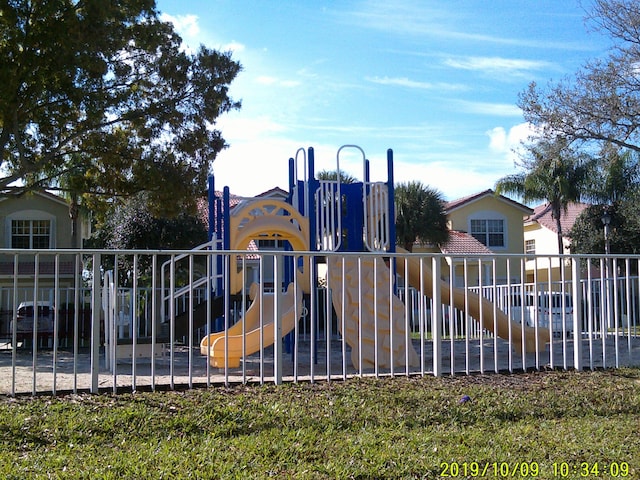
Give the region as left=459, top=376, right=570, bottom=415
left=132, top=255, right=138, bottom=392
left=373, top=257, right=379, bottom=377
left=188, top=254, right=194, bottom=389
left=32, top=254, right=39, bottom=395
left=389, top=254, right=394, bottom=376
left=357, top=256, right=363, bottom=376
left=478, top=259, right=484, bottom=374
left=404, top=256, right=411, bottom=376
left=419, top=257, right=425, bottom=376
left=273, top=254, right=282, bottom=385
left=169, top=254, right=175, bottom=389
left=151, top=254, right=157, bottom=391
left=432, top=256, right=442, bottom=377
left=11, top=253, right=19, bottom=397
left=492, top=258, right=499, bottom=374
left=586, top=261, right=594, bottom=370
left=341, top=257, right=347, bottom=380
left=325, top=255, right=332, bottom=382
left=505, top=259, right=513, bottom=373
left=73, top=254, right=80, bottom=393
left=612, top=258, right=620, bottom=368
left=519, top=257, right=526, bottom=371
left=90, top=253, right=101, bottom=394
left=53, top=254, right=60, bottom=395
left=449, top=259, right=455, bottom=375
left=463, top=258, right=470, bottom=375
left=572, top=257, right=583, bottom=371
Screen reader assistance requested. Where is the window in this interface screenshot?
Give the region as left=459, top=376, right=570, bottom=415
left=470, top=219, right=505, bottom=247
left=256, top=237, right=283, bottom=249
left=525, top=239, right=536, bottom=254
left=11, top=219, right=51, bottom=249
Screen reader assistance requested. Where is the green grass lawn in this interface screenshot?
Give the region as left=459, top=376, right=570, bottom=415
left=1, top=369, right=639, bottom=479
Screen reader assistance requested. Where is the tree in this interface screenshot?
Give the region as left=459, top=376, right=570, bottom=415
left=88, top=193, right=209, bottom=285
left=570, top=148, right=640, bottom=255
left=519, top=0, right=640, bottom=154
left=495, top=137, right=593, bottom=254
left=584, top=146, right=640, bottom=206
left=394, top=181, right=449, bottom=252
left=316, top=170, right=358, bottom=184
left=0, top=1, right=241, bottom=217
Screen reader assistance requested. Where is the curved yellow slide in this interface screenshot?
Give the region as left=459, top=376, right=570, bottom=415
left=395, top=248, right=550, bottom=352
left=200, top=282, right=303, bottom=368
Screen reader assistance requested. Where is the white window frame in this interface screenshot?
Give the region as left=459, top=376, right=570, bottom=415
left=5, top=210, right=56, bottom=249
left=468, top=211, right=507, bottom=249
left=525, top=239, right=536, bottom=255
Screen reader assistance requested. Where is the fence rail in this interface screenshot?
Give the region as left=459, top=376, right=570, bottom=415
left=0, top=248, right=638, bottom=396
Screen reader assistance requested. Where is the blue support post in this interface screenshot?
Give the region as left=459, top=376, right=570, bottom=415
left=387, top=149, right=396, bottom=254
left=207, top=175, right=215, bottom=242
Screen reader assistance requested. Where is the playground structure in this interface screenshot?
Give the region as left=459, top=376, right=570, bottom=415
left=197, top=145, right=550, bottom=371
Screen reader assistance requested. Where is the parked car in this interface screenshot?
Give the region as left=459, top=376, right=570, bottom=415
left=506, top=292, right=574, bottom=335
left=9, top=301, right=56, bottom=344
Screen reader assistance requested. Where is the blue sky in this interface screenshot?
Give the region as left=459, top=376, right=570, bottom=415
left=156, top=0, right=611, bottom=201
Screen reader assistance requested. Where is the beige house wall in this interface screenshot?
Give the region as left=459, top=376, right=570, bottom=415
left=524, top=222, right=572, bottom=283
left=447, top=195, right=529, bottom=285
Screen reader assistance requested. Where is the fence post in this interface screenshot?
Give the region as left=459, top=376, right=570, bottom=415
left=572, top=257, right=583, bottom=371
left=273, top=254, right=283, bottom=385
left=432, top=256, right=442, bottom=377
left=90, top=253, right=101, bottom=393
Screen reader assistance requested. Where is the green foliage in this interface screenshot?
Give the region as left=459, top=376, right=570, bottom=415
left=395, top=181, right=449, bottom=251
left=570, top=149, right=640, bottom=256
left=495, top=137, right=593, bottom=253
left=88, top=193, right=208, bottom=285
left=0, top=370, right=639, bottom=478
left=520, top=0, right=640, bottom=154
left=316, top=169, right=358, bottom=184
left=0, top=1, right=241, bottom=217
left=571, top=197, right=640, bottom=256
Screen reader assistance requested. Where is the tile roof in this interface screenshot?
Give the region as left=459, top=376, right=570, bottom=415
left=445, top=189, right=532, bottom=214
left=440, top=230, right=493, bottom=255
left=526, top=202, right=588, bottom=235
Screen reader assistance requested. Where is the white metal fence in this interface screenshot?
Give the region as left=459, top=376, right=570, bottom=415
left=0, top=249, right=638, bottom=396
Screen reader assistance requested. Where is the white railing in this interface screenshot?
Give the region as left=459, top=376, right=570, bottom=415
left=0, top=248, right=639, bottom=396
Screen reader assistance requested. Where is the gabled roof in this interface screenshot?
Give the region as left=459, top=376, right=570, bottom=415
left=525, top=202, right=588, bottom=235
left=445, top=189, right=532, bottom=215
left=256, top=186, right=288, bottom=199
left=440, top=230, right=493, bottom=255
left=0, top=189, right=69, bottom=207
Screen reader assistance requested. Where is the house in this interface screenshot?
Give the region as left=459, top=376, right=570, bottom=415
left=523, top=202, right=589, bottom=282
left=0, top=190, right=91, bottom=290
left=442, top=189, right=533, bottom=286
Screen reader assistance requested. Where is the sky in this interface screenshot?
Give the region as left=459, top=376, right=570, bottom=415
left=155, top=0, right=612, bottom=201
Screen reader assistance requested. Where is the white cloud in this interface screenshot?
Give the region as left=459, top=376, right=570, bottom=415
left=256, top=76, right=300, bottom=88
left=457, top=101, right=523, bottom=117
left=444, top=56, right=553, bottom=77
left=221, top=41, right=245, bottom=53
left=487, top=122, right=537, bottom=165
left=160, top=13, right=200, bottom=38
left=393, top=159, right=498, bottom=201
left=366, top=76, right=467, bottom=91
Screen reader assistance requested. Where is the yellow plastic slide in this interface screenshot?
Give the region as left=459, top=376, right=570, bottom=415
left=199, top=282, right=303, bottom=368
left=395, top=248, right=550, bottom=352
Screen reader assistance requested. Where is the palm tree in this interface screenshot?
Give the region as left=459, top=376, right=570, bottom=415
left=495, top=136, right=593, bottom=254
left=394, top=181, right=449, bottom=252
left=316, top=169, right=358, bottom=184
left=585, top=146, right=640, bottom=207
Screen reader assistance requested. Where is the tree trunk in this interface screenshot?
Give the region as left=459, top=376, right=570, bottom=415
left=555, top=216, right=564, bottom=254
left=69, top=195, right=79, bottom=249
